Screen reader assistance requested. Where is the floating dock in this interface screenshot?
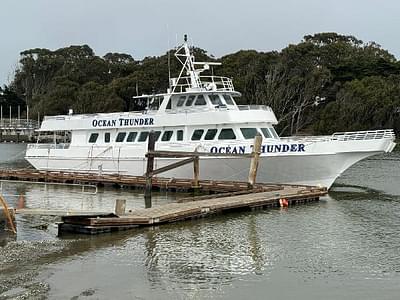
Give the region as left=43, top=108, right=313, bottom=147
left=59, top=184, right=326, bottom=234
left=0, top=168, right=327, bottom=235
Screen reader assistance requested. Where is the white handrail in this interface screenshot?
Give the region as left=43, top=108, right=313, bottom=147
left=331, top=129, right=395, bottom=141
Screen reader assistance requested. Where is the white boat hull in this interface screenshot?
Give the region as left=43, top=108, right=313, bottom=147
left=25, top=136, right=396, bottom=189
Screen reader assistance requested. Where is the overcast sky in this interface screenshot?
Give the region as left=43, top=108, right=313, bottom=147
left=1, top=0, right=399, bottom=85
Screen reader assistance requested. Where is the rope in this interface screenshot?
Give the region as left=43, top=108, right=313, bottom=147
left=0, top=194, right=16, bottom=234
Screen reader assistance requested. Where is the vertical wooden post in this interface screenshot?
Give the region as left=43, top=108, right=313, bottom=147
left=192, top=154, right=201, bottom=195
left=248, top=133, right=263, bottom=189
left=115, top=199, right=126, bottom=215
left=144, top=131, right=156, bottom=208
left=193, top=155, right=200, bottom=187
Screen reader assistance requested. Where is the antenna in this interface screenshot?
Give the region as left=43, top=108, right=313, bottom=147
left=167, top=24, right=171, bottom=89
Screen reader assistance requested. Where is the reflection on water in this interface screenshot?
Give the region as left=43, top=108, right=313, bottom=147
left=0, top=147, right=400, bottom=299
left=0, top=143, right=29, bottom=169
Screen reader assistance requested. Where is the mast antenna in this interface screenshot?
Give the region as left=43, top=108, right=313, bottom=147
left=167, top=24, right=171, bottom=89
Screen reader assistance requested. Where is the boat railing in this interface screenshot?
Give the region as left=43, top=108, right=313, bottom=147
left=27, top=143, right=70, bottom=150
left=281, top=129, right=395, bottom=143
left=331, top=129, right=396, bottom=141
left=0, top=119, right=39, bottom=129
left=237, top=105, right=273, bottom=112
left=171, top=76, right=235, bottom=93
left=280, top=136, right=332, bottom=142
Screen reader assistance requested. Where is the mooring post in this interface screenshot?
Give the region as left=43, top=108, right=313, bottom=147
left=248, top=133, right=263, bottom=189
left=115, top=199, right=126, bottom=215
left=144, top=131, right=156, bottom=208
left=192, top=154, right=201, bottom=195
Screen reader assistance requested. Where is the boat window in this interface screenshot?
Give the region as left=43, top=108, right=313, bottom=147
left=154, top=131, right=162, bottom=141
left=116, top=132, right=126, bottom=142
left=138, top=131, right=149, bottom=142
left=177, top=130, right=184, bottom=141
left=149, top=96, right=163, bottom=110
left=269, top=127, right=280, bottom=139
left=88, top=133, right=99, bottom=143
left=166, top=98, right=172, bottom=109
left=185, top=95, right=195, bottom=106
left=261, top=128, right=272, bottom=139
left=161, top=130, right=173, bottom=141
left=195, top=95, right=206, bottom=106
left=104, top=132, right=111, bottom=143
left=209, top=95, right=224, bottom=106
left=218, top=128, right=236, bottom=140
left=191, top=129, right=204, bottom=141
left=241, top=128, right=258, bottom=139
left=223, top=94, right=235, bottom=105
left=204, top=129, right=217, bottom=140
left=126, top=132, right=137, bottom=142
left=177, top=96, right=186, bottom=107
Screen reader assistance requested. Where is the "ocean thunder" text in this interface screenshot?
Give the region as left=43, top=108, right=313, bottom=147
left=92, top=117, right=154, bottom=127
left=210, top=144, right=305, bottom=154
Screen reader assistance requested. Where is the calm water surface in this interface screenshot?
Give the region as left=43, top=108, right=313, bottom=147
left=0, top=144, right=399, bottom=299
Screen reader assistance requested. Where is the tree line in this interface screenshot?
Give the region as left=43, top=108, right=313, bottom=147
left=1, top=32, right=400, bottom=136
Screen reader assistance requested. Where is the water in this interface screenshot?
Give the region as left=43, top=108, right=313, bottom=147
left=0, top=145, right=399, bottom=299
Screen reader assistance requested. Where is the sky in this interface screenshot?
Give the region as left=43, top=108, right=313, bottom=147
left=1, top=0, right=399, bottom=85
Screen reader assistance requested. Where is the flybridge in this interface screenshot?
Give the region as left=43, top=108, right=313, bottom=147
left=92, top=117, right=155, bottom=128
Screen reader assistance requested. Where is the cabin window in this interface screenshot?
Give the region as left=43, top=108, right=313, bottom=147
left=218, top=128, right=236, bottom=140
left=126, top=132, right=137, bottom=142
left=223, top=94, right=235, bottom=105
left=204, top=129, right=217, bottom=140
left=185, top=95, right=195, bottom=106
left=154, top=131, right=162, bottom=141
left=138, top=131, right=149, bottom=142
left=209, top=95, right=224, bottom=106
left=166, top=98, right=172, bottom=109
left=104, top=132, right=111, bottom=143
left=261, top=128, right=272, bottom=139
left=88, top=133, right=99, bottom=143
left=162, top=131, right=173, bottom=141
left=116, top=132, right=126, bottom=142
left=149, top=96, right=163, bottom=110
left=177, top=130, right=184, bottom=141
left=191, top=129, right=204, bottom=141
left=270, top=127, right=279, bottom=139
left=195, top=95, right=206, bottom=106
left=241, top=128, right=258, bottom=139
left=177, top=96, right=186, bottom=107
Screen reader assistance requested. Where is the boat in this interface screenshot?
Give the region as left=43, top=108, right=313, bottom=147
left=25, top=36, right=397, bottom=189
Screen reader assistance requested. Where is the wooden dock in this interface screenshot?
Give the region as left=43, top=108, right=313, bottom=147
left=0, top=166, right=327, bottom=235
left=0, top=168, right=291, bottom=193
left=59, top=184, right=326, bottom=234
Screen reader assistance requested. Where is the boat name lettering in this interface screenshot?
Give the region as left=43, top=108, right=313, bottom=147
left=209, top=144, right=305, bottom=154
left=92, top=118, right=154, bottom=127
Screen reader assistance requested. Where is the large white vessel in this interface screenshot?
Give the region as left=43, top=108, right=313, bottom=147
left=25, top=36, right=396, bottom=189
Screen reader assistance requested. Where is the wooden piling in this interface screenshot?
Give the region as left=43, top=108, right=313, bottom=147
left=248, top=133, right=263, bottom=189
left=115, top=199, right=126, bottom=215
left=144, top=131, right=156, bottom=208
